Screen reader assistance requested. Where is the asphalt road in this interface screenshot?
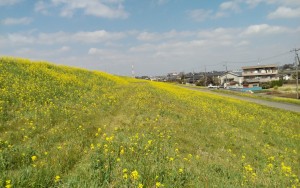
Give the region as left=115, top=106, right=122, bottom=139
left=181, top=86, right=300, bottom=113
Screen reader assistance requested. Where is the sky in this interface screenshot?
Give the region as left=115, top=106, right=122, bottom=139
left=0, top=0, right=300, bottom=76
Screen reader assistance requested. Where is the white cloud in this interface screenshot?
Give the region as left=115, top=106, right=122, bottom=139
left=188, top=1, right=242, bottom=22
left=137, top=30, right=195, bottom=42
left=245, top=0, right=300, bottom=7
left=0, top=0, right=22, bottom=6
left=236, top=40, right=250, bottom=47
left=1, top=17, right=32, bottom=25
left=73, top=30, right=125, bottom=43
left=35, top=1, right=50, bottom=15
left=245, top=0, right=264, bottom=7
left=88, top=48, right=134, bottom=63
left=219, top=1, right=241, bottom=12
left=60, top=46, right=70, bottom=52
left=5, top=30, right=126, bottom=45
left=137, top=32, right=159, bottom=41
left=241, top=24, right=290, bottom=35
left=15, top=46, right=72, bottom=58
left=37, top=0, right=129, bottom=19
left=268, top=6, right=300, bottom=19
left=273, top=0, right=300, bottom=6
left=8, top=33, right=35, bottom=44
left=187, top=9, right=213, bottom=22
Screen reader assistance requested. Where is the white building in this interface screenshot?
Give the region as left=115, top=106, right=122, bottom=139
left=220, top=71, right=243, bottom=86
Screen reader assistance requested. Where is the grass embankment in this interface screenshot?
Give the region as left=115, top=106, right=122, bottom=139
left=0, top=57, right=299, bottom=187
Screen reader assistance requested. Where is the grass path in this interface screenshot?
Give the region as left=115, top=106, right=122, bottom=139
left=180, top=85, right=300, bottom=113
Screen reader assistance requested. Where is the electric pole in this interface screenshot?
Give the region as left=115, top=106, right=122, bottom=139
left=204, top=65, right=207, bottom=87
left=131, top=64, right=135, bottom=78
left=192, top=69, right=195, bottom=84
left=291, top=48, right=300, bottom=99
left=223, top=63, right=228, bottom=88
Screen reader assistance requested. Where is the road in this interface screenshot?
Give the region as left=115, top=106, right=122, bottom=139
left=181, top=86, right=300, bottom=113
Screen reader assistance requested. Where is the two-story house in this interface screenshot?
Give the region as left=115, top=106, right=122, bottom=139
left=242, top=64, right=279, bottom=87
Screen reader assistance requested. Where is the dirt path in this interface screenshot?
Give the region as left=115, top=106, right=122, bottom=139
left=181, top=86, right=300, bottom=113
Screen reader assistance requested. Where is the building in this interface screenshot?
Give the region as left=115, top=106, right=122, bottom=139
left=242, top=64, right=279, bottom=87
left=220, top=71, right=243, bottom=86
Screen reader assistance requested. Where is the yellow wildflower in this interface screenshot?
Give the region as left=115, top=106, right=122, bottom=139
left=281, top=162, right=292, bottom=175
left=6, top=180, right=11, bottom=185
left=156, top=182, right=164, bottom=187
left=131, top=170, right=140, bottom=180
left=54, top=175, right=60, bottom=183
left=90, top=144, right=95, bottom=150
left=31, top=155, right=37, bottom=162
left=268, top=156, right=275, bottom=161
left=244, top=164, right=253, bottom=172
left=267, top=163, right=273, bottom=169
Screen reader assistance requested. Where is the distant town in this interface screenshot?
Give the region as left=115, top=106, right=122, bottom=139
left=136, top=63, right=299, bottom=90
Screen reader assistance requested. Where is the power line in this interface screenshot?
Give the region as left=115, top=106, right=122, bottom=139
left=224, top=50, right=291, bottom=64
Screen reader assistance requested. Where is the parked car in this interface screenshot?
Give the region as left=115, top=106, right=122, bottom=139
left=207, top=84, right=219, bottom=89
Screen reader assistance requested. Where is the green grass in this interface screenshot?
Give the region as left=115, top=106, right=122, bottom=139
left=1, top=57, right=300, bottom=187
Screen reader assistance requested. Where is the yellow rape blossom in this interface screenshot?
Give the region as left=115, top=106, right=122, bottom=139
left=31, top=155, right=37, bottom=162
left=131, top=170, right=140, bottom=180
left=156, top=182, right=164, bottom=187
left=54, top=175, right=60, bottom=183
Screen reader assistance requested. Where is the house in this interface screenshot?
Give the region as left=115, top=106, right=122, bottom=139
left=183, top=72, right=203, bottom=83
left=282, top=73, right=292, bottom=81
left=220, top=71, right=243, bottom=86
left=166, top=72, right=184, bottom=82
left=242, top=64, right=279, bottom=87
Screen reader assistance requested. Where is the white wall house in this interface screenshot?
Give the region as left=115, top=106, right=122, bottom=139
left=220, top=71, right=243, bottom=86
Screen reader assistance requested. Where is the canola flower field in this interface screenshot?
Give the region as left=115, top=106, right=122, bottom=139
left=0, top=57, right=299, bottom=188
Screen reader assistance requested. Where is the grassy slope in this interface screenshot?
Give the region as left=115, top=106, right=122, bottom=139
left=0, top=57, right=299, bottom=187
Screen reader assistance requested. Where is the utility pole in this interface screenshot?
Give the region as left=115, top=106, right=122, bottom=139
left=131, top=64, right=135, bottom=78
left=291, top=48, right=300, bottom=99
left=204, top=65, right=207, bottom=87
left=192, top=69, right=195, bottom=84
left=223, top=63, right=228, bottom=88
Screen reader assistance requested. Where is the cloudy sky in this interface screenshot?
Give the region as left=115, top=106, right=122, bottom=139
left=0, top=0, right=299, bottom=76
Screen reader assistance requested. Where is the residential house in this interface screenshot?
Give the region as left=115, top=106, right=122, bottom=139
left=220, top=71, right=243, bottom=86
left=184, top=72, right=203, bottom=83
left=242, top=64, right=279, bottom=87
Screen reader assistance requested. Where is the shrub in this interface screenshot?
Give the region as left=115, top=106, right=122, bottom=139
left=261, top=82, right=271, bottom=89
left=270, top=80, right=283, bottom=88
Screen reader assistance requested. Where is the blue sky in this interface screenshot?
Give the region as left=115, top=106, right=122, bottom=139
left=0, top=0, right=299, bottom=76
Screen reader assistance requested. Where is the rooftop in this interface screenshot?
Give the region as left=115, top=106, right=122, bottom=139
left=242, top=64, right=278, bottom=69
